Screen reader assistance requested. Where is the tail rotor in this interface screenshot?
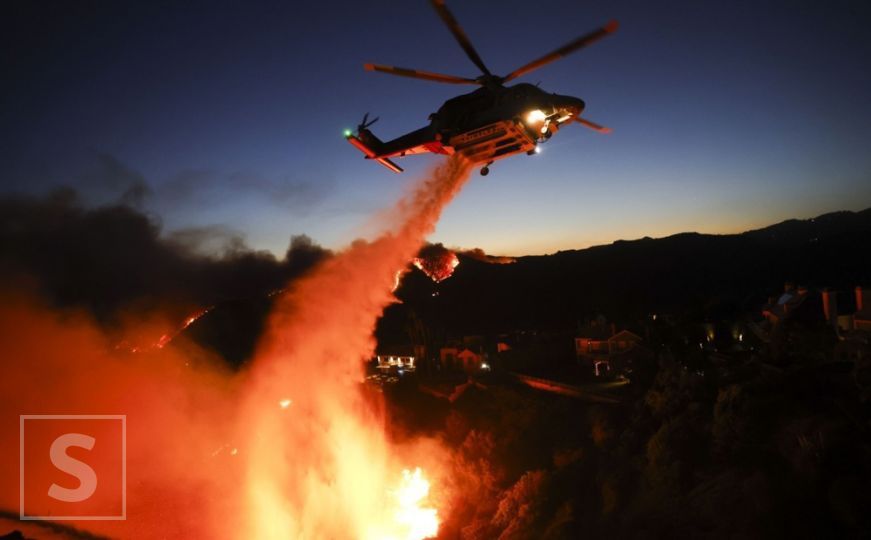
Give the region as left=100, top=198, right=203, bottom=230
left=358, top=112, right=379, bottom=133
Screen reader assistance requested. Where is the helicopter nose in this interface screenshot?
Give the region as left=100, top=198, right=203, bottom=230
left=559, top=96, right=585, bottom=115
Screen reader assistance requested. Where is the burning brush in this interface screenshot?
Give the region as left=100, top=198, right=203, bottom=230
left=412, top=243, right=460, bottom=283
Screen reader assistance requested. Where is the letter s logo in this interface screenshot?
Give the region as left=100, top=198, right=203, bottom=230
left=47, top=433, right=98, bottom=502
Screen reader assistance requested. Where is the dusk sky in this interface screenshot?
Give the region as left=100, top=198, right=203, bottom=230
left=3, top=0, right=870, bottom=256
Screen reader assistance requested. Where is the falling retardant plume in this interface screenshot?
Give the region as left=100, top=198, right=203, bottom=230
left=0, top=155, right=472, bottom=539
left=240, top=155, right=471, bottom=538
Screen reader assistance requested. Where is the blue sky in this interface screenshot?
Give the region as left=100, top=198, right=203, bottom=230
left=3, top=0, right=870, bottom=256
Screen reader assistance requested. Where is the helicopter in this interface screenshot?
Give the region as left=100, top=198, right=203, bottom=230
left=346, top=0, right=617, bottom=176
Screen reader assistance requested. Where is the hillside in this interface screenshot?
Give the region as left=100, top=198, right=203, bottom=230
left=118, top=207, right=871, bottom=363
left=381, top=208, right=871, bottom=340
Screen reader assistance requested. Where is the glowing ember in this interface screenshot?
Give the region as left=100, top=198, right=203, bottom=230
left=412, top=243, right=460, bottom=283
left=391, top=468, right=439, bottom=540
left=155, top=333, right=172, bottom=349
left=182, top=312, right=202, bottom=329
left=392, top=269, right=405, bottom=292
left=121, top=306, right=212, bottom=352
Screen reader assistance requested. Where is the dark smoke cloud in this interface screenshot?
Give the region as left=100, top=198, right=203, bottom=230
left=417, top=243, right=453, bottom=260
left=37, top=152, right=332, bottom=217
left=157, top=167, right=330, bottom=214
left=76, top=152, right=152, bottom=209
left=166, top=225, right=250, bottom=257
left=457, top=247, right=516, bottom=264
left=0, top=192, right=331, bottom=324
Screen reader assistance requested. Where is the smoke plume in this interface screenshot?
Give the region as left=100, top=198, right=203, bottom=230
left=458, top=248, right=516, bottom=265
left=0, top=192, right=330, bottom=325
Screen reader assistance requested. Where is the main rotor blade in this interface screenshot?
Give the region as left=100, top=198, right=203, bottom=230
left=364, top=63, right=479, bottom=85
left=430, top=0, right=492, bottom=77
left=574, top=116, right=612, bottom=134
left=503, top=20, right=619, bottom=82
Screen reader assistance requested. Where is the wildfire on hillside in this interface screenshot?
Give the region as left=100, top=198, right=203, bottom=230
left=413, top=244, right=460, bottom=283
left=391, top=468, right=439, bottom=540
left=115, top=306, right=212, bottom=353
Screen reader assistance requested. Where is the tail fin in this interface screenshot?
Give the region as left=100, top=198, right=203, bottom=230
left=346, top=130, right=404, bottom=173
left=345, top=113, right=403, bottom=173
left=375, top=156, right=403, bottom=173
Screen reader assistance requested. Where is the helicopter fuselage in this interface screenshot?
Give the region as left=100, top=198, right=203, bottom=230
left=348, top=83, right=585, bottom=172
left=434, top=83, right=584, bottom=134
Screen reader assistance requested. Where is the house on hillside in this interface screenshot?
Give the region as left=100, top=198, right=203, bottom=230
left=854, top=286, right=871, bottom=332
left=759, top=283, right=871, bottom=366
left=575, top=317, right=644, bottom=376
left=760, top=283, right=871, bottom=335
left=440, top=346, right=489, bottom=373
left=375, top=345, right=417, bottom=373
left=762, top=283, right=823, bottom=325
left=575, top=330, right=643, bottom=357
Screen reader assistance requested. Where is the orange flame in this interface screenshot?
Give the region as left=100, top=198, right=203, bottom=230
left=118, top=306, right=212, bottom=353
left=412, top=245, right=460, bottom=283
left=391, top=468, right=439, bottom=539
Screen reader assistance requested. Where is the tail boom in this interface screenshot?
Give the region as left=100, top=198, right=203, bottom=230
left=346, top=133, right=404, bottom=173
